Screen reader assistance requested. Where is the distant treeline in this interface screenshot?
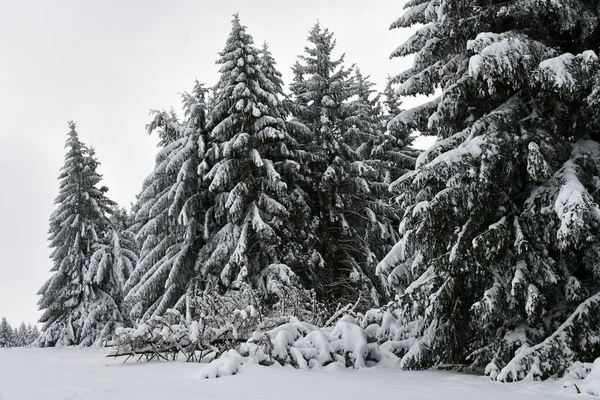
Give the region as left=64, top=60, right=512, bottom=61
left=0, top=317, right=39, bottom=347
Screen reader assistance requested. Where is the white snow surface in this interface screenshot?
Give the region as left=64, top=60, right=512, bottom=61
left=0, top=347, right=587, bottom=399
left=580, top=358, right=600, bottom=397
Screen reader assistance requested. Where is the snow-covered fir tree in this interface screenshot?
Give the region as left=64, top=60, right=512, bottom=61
left=290, top=23, right=360, bottom=306
left=290, top=23, right=412, bottom=308
left=124, top=90, right=209, bottom=322
left=14, top=322, right=26, bottom=347
left=381, top=76, right=420, bottom=172
left=198, top=15, right=313, bottom=299
left=86, top=207, right=138, bottom=331
left=28, top=323, right=40, bottom=345
left=37, top=122, right=119, bottom=346
left=382, top=77, right=402, bottom=124
left=377, top=0, right=600, bottom=380
left=124, top=110, right=185, bottom=321
left=348, top=69, right=419, bottom=300
left=259, top=42, right=285, bottom=99
left=258, top=41, right=321, bottom=294
left=0, top=317, right=14, bottom=347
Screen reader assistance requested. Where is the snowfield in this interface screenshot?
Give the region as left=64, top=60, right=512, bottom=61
left=0, top=347, right=586, bottom=400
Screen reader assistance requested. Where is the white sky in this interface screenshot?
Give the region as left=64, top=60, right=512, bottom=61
left=0, top=0, right=432, bottom=326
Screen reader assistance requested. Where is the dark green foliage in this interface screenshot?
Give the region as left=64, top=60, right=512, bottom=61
left=289, top=24, right=416, bottom=309
left=378, top=0, right=600, bottom=380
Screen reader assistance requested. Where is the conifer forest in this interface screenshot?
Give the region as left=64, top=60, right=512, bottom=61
left=5, top=1, right=600, bottom=398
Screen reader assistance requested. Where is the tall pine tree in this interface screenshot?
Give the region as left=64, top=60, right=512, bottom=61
left=0, top=317, right=14, bottom=347
left=259, top=41, right=321, bottom=293
left=198, top=15, right=311, bottom=298
left=347, top=68, right=418, bottom=301
left=377, top=0, right=600, bottom=380
left=37, top=122, right=118, bottom=346
left=15, top=322, right=28, bottom=347
left=124, top=92, right=209, bottom=321
left=290, top=24, right=408, bottom=308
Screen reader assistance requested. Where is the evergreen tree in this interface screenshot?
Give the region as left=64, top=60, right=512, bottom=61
left=28, top=324, right=40, bottom=345
left=290, top=23, right=400, bottom=308
left=15, top=322, right=28, bottom=347
left=259, top=42, right=285, bottom=98
left=347, top=68, right=419, bottom=300
left=0, top=317, right=14, bottom=347
left=259, top=41, right=320, bottom=293
left=86, top=207, right=138, bottom=334
left=37, top=122, right=116, bottom=346
left=356, top=72, right=419, bottom=187
left=124, top=111, right=189, bottom=321
left=382, top=76, right=403, bottom=124
left=198, top=15, right=311, bottom=297
left=377, top=0, right=600, bottom=379
left=125, top=84, right=210, bottom=322
left=89, top=208, right=137, bottom=304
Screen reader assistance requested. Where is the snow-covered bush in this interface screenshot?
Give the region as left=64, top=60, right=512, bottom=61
left=112, top=267, right=328, bottom=363
left=201, top=317, right=365, bottom=378
left=200, top=350, right=247, bottom=379
left=112, top=309, right=199, bottom=361
left=190, top=284, right=265, bottom=352
left=190, top=265, right=327, bottom=343
left=200, top=305, right=413, bottom=378
left=112, top=306, right=262, bottom=363
left=566, top=361, right=595, bottom=380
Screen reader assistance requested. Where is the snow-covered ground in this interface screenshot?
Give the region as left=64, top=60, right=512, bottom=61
left=0, top=347, right=584, bottom=400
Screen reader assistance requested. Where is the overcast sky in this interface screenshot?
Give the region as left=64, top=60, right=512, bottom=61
left=0, top=0, right=429, bottom=326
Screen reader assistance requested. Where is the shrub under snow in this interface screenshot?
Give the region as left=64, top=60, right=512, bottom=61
left=200, top=308, right=409, bottom=378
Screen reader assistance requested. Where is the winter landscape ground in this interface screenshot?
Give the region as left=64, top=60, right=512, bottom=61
left=0, top=347, right=587, bottom=400
left=3, top=1, right=600, bottom=399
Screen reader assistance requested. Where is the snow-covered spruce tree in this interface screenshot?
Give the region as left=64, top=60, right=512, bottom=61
left=337, top=68, right=417, bottom=301
left=259, top=42, right=285, bottom=100
left=28, top=323, right=40, bottom=345
left=198, top=15, right=312, bottom=302
left=124, top=110, right=188, bottom=322
left=37, top=122, right=118, bottom=346
left=0, top=317, right=14, bottom=347
left=86, top=207, right=138, bottom=332
left=381, top=76, right=420, bottom=168
left=290, top=24, right=401, bottom=308
left=74, top=148, right=132, bottom=346
left=125, top=86, right=210, bottom=322
left=382, top=77, right=402, bottom=124
left=258, top=41, right=321, bottom=293
left=377, top=0, right=600, bottom=379
left=14, top=322, right=26, bottom=347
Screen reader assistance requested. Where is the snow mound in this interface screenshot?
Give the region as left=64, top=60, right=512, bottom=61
left=200, top=349, right=246, bottom=379
left=581, top=358, right=600, bottom=397
left=566, top=361, right=594, bottom=380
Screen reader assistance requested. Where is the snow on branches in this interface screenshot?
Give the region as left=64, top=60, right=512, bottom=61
left=381, top=0, right=600, bottom=380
